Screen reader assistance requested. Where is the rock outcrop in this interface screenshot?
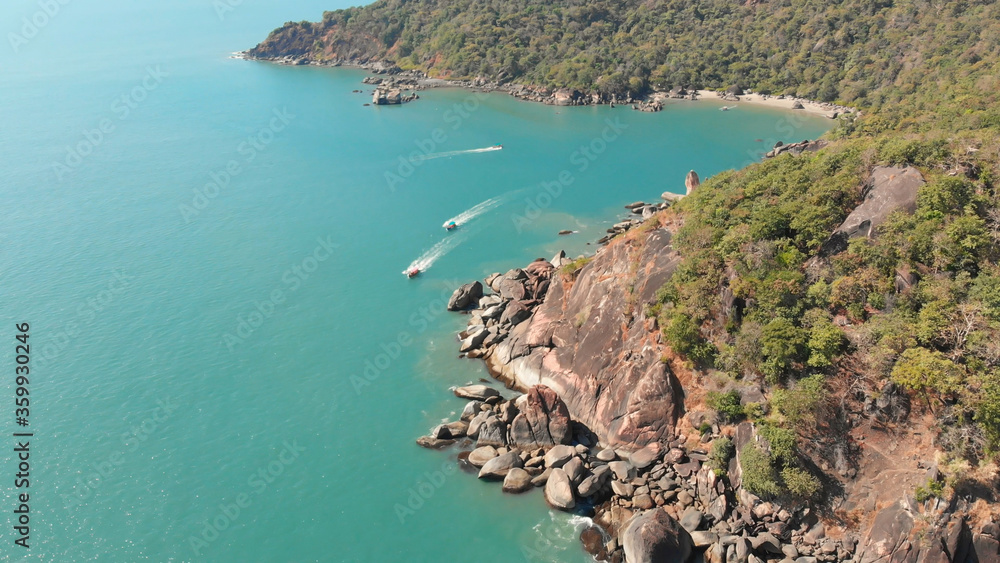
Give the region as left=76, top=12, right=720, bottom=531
left=480, top=228, right=685, bottom=451
left=509, top=385, right=572, bottom=448
left=822, top=166, right=924, bottom=255
left=685, top=170, right=700, bottom=195
left=855, top=499, right=997, bottom=563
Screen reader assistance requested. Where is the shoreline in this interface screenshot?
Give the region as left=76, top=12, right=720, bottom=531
left=691, top=89, right=850, bottom=118
left=235, top=53, right=856, bottom=119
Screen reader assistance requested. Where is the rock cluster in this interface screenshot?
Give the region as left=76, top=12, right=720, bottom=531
left=856, top=498, right=999, bottom=562
left=632, top=100, right=664, bottom=112
left=577, top=436, right=861, bottom=563
left=371, top=87, right=418, bottom=105
left=447, top=258, right=557, bottom=360
left=595, top=201, right=669, bottom=244
left=764, top=140, right=829, bottom=158
left=423, top=394, right=861, bottom=563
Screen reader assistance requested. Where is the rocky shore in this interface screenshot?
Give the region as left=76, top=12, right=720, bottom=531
left=411, top=161, right=999, bottom=561
left=237, top=53, right=855, bottom=118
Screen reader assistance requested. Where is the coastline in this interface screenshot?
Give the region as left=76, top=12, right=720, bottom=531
left=692, top=89, right=851, bottom=118
left=235, top=53, right=856, bottom=119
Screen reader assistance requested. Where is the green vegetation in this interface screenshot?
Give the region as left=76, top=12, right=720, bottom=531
left=741, top=425, right=821, bottom=499
left=560, top=256, right=593, bottom=277
left=709, top=436, right=734, bottom=477
left=706, top=390, right=745, bottom=423
left=255, top=0, right=1000, bottom=132
left=914, top=478, right=945, bottom=503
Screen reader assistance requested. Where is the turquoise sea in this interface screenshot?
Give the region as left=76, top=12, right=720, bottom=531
left=0, top=1, right=831, bottom=561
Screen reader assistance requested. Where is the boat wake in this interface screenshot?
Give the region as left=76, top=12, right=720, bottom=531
left=412, top=146, right=502, bottom=161
left=403, top=232, right=468, bottom=275
left=442, top=196, right=504, bottom=228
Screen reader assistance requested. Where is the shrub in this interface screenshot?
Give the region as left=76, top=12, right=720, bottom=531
left=975, top=372, right=1000, bottom=453
left=761, top=318, right=807, bottom=382
left=781, top=466, right=822, bottom=498
left=664, top=312, right=717, bottom=366
left=740, top=443, right=781, bottom=498
left=759, top=424, right=797, bottom=464
left=706, top=390, right=745, bottom=423
left=709, top=436, right=735, bottom=476
left=891, top=347, right=965, bottom=402
left=772, top=375, right=827, bottom=429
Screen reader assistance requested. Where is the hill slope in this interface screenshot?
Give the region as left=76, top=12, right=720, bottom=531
left=251, top=0, right=1000, bottom=128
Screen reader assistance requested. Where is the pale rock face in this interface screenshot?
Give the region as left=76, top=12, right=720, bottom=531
left=685, top=170, right=700, bottom=195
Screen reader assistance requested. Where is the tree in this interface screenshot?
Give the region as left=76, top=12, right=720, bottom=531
left=976, top=371, right=1000, bottom=453
left=891, top=347, right=965, bottom=405
left=772, top=375, right=827, bottom=429
left=761, top=318, right=807, bottom=382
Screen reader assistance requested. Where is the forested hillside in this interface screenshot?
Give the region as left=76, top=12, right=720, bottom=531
left=251, top=0, right=1000, bottom=128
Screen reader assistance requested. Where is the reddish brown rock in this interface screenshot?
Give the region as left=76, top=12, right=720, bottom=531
left=509, top=385, right=571, bottom=448
left=484, top=228, right=685, bottom=450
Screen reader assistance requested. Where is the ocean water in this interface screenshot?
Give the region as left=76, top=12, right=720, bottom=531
left=0, top=1, right=831, bottom=561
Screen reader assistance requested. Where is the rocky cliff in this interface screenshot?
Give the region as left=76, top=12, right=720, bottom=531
left=456, top=220, right=685, bottom=451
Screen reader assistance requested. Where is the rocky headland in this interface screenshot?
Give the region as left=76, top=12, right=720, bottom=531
left=414, top=161, right=1000, bottom=562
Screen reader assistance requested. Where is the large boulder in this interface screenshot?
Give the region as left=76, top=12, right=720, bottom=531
left=478, top=451, right=523, bottom=480
left=544, top=467, right=576, bottom=509
left=824, top=166, right=924, bottom=255
left=447, top=281, right=484, bottom=310
left=622, top=509, right=694, bottom=563
left=856, top=501, right=915, bottom=563
left=502, top=467, right=533, bottom=493
left=454, top=384, right=500, bottom=401
left=509, top=385, right=572, bottom=448
left=467, top=446, right=498, bottom=467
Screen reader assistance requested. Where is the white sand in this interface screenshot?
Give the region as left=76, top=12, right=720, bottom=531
left=693, top=90, right=852, bottom=117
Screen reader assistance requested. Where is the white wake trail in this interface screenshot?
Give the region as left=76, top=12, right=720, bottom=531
left=442, top=196, right=503, bottom=228
left=403, top=232, right=468, bottom=274
left=412, top=145, right=502, bottom=161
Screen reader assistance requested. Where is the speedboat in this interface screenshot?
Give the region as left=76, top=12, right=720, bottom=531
left=444, top=221, right=458, bottom=231
left=494, top=143, right=503, bottom=149
left=406, top=267, right=420, bottom=278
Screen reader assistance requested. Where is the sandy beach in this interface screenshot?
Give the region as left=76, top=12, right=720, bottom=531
left=693, top=89, right=852, bottom=117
